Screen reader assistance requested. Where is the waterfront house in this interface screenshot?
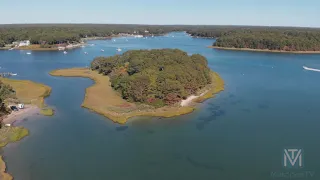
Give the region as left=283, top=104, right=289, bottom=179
left=19, top=40, right=30, bottom=47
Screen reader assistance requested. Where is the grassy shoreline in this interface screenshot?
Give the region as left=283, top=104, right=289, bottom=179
left=209, top=46, right=320, bottom=54
left=49, top=68, right=224, bottom=124
left=0, top=78, right=51, bottom=108
left=0, top=156, right=13, bottom=180
left=0, top=78, right=52, bottom=179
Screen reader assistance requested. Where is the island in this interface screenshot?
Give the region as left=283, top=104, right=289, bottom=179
left=50, top=49, right=224, bottom=124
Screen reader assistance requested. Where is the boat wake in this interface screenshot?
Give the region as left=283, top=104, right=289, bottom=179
left=303, top=66, right=320, bottom=72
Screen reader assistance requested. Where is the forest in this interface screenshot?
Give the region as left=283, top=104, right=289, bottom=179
left=90, top=49, right=212, bottom=107
left=1, top=24, right=320, bottom=51
left=187, top=26, right=320, bottom=51
left=0, top=24, right=186, bottom=46
left=0, top=81, right=16, bottom=118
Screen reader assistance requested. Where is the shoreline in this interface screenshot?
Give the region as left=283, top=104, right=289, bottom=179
left=0, top=78, right=52, bottom=180
left=0, top=156, right=12, bottom=180
left=2, top=105, right=39, bottom=125
left=0, top=34, right=138, bottom=51
left=49, top=68, right=224, bottom=124
left=208, top=46, right=320, bottom=54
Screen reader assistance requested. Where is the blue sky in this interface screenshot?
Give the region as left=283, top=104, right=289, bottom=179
left=0, top=0, right=319, bottom=27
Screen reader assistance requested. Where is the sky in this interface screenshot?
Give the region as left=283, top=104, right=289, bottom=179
left=0, top=0, right=319, bottom=27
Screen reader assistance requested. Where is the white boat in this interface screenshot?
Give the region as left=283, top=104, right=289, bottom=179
left=84, top=52, right=88, bottom=54
left=10, top=73, right=17, bottom=76
left=101, top=49, right=104, bottom=52
left=63, top=51, right=68, bottom=54
left=26, top=52, right=31, bottom=55
left=8, top=48, right=14, bottom=50
left=134, top=35, right=143, bottom=38
left=116, top=48, right=122, bottom=52
left=303, top=66, right=320, bottom=72
left=113, top=39, right=116, bottom=42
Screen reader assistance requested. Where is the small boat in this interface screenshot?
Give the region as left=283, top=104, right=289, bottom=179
left=26, top=52, right=31, bottom=55
left=113, top=39, right=116, bottom=42
left=10, top=73, right=17, bottom=76
left=84, top=52, right=88, bottom=54
left=303, top=66, right=320, bottom=72
left=116, top=48, right=122, bottom=52
left=89, top=44, right=94, bottom=46
left=63, top=51, right=67, bottom=54
left=101, top=49, right=105, bottom=52
left=8, top=48, right=14, bottom=50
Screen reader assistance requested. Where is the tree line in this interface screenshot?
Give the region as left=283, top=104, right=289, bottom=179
left=91, top=49, right=212, bottom=107
left=2, top=24, right=320, bottom=51
left=0, top=24, right=187, bottom=46
left=186, top=26, right=320, bottom=51
left=0, top=81, right=16, bottom=119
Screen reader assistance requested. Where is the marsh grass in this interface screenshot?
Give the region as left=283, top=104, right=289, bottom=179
left=0, top=156, right=13, bottom=180
left=0, top=78, right=52, bottom=108
left=0, top=127, right=29, bottom=148
left=40, top=108, right=54, bottom=116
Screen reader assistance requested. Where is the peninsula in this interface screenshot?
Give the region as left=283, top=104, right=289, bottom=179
left=193, top=26, right=320, bottom=54
left=0, top=78, right=52, bottom=179
left=0, top=77, right=53, bottom=148
left=50, top=49, right=224, bottom=124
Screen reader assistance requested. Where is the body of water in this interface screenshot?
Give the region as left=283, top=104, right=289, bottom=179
left=1, top=32, right=320, bottom=180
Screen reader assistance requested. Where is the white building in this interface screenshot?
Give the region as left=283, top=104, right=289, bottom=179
left=19, top=40, right=30, bottom=47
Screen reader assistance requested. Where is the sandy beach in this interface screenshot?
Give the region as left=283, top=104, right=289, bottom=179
left=180, top=91, right=208, bottom=107
left=2, top=105, right=39, bottom=125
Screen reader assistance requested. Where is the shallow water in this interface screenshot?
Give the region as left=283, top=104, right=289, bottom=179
left=1, top=32, right=320, bottom=180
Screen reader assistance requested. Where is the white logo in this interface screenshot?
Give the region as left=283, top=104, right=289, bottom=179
left=283, top=149, right=303, bottom=168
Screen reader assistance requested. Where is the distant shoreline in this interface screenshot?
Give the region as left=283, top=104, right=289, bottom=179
left=0, top=34, right=133, bottom=51
left=208, top=46, right=320, bottom=54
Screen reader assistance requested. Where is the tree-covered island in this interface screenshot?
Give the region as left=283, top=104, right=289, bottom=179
left=50, top=49, right=224, bottom=124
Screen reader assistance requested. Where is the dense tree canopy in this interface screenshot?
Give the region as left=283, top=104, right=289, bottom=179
left=91, top=49, right=212, bottom=107
left=186, top=26, right=320, bottom=51
left=0, top=81, right=16, bottom=118
left=1, top=24, right=320, bottom=51
left=0, top=24, right=186, bottom=47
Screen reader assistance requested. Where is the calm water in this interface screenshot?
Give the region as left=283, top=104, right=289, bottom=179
left=1, top=32, right=320, bottom=180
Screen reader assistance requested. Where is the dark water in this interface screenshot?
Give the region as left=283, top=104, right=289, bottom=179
left=1, top=32, right=320, bottom=180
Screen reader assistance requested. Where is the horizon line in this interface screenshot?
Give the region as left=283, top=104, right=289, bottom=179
left=0, top=23, right=319, bottom=29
